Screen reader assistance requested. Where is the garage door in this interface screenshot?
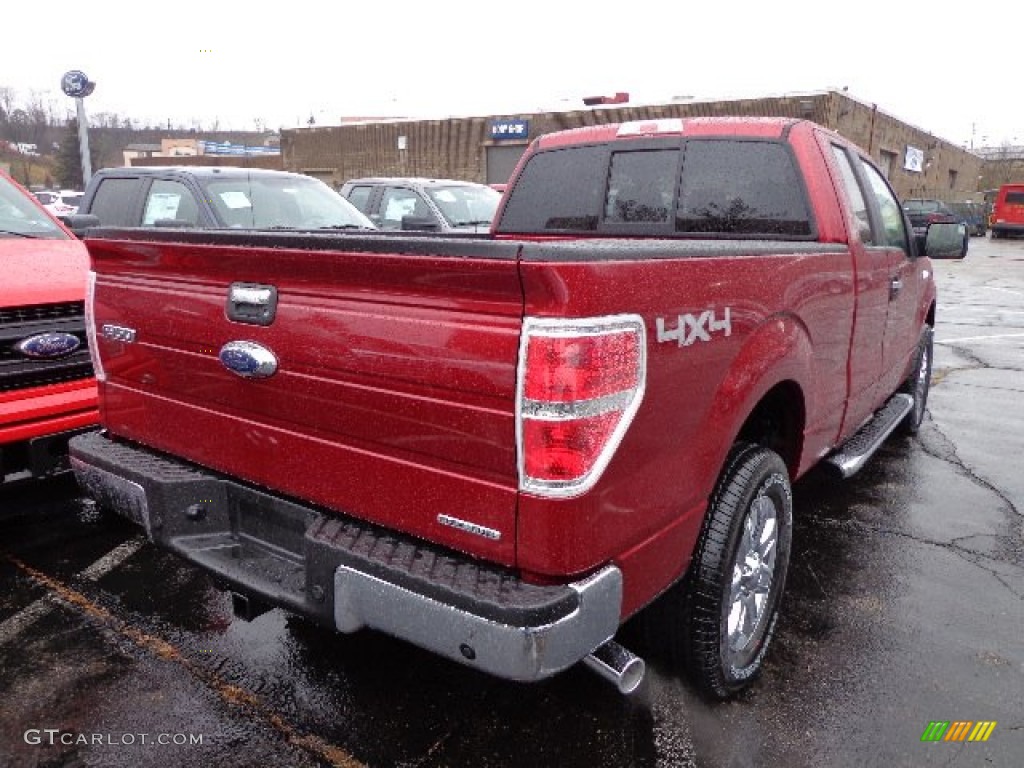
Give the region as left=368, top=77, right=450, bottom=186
left=486, top=145, right=527, bottom=185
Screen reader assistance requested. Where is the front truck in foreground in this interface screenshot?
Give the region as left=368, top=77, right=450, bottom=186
left=1, top=169, right=96, bottom=487
left=69, top=118, right=963, bottom=698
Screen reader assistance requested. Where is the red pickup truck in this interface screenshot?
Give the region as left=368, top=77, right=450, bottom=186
left=68, top=118, right=963, bottom=698
left=1, top=169, right=96, bottom=485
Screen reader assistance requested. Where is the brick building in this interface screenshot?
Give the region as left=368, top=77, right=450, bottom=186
left=281, top=89, right=989, bottom=202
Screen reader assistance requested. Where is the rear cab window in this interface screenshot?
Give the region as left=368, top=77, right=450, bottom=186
left=498, top=138, right=814, bottom=239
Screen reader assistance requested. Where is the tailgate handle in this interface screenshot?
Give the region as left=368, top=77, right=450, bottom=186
left=226, top=283, right=278, bottom=326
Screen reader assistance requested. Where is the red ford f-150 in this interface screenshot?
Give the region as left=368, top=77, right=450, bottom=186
left=68, top=118, right=963, bottom=698
left=1, top=169, right=96, bottom=486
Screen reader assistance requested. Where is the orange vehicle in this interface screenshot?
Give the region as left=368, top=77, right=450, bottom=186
left=990, top=183, right=1024, bottom=239
left=1, top=168, right=97, bottom=485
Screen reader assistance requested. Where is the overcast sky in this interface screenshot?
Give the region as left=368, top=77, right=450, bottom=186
left=4, top=1, right=1018, bottom=149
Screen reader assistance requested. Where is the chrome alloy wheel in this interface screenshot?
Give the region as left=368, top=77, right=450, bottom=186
left=725, top=494, right=779, bottom=656
left=911, top=336, right=931, bottom=421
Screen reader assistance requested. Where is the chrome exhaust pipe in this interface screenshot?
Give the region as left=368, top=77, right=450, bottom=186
left=583, top=639, right=646, bottom=695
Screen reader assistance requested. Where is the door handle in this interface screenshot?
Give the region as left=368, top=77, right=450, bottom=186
left=889, top=277, right=903, bottom=299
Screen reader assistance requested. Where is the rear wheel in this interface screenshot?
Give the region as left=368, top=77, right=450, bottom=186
left=653, top=443, right=793, bottom=699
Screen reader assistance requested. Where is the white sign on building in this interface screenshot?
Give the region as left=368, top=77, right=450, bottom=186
left=904, top=145, right=925, bottom=173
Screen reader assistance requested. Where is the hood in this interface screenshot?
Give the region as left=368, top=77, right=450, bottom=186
left=1, top=237, right=90, bottom=307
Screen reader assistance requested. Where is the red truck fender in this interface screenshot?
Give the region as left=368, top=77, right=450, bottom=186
left=702, top=312, right=813, bottom=485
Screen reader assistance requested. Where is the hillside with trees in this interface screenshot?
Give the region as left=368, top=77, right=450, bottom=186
left=0, top=84, right=272, bottom=188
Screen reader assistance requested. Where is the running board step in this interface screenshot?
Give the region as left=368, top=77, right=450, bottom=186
left=826, top=393, right=914, bottom=478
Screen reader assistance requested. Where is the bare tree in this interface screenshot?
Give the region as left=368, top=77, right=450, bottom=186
left=0, top=86, right=15, bottom=120
left=8, top=108, right=30, bottom=143
left=26, top=90, right=49, bottom=148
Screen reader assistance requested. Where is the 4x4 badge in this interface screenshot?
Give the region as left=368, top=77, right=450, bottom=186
left=656, top=308, right=732, bottom=347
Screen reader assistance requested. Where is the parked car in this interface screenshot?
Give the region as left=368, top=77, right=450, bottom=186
left=902, top=198, right=969, bottom=258
left=989, top=183, right=1024, bottom=239
left=34, top=189, right=84, bottom=217
left=339, top=177, right=501, bottom=232
left=61, top=167, right=375, bottom=236
left=0, top=169, right=97, bottom=485
left=947, top=201, right=988, bottom=237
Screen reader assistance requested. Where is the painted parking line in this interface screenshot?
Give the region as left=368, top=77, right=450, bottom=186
left=78, top=537, right=146, bottom=580
left=936, top=332, right=1024, bottom=344
left=3, top=554, right=365, bottom=768
left=985, top=286, right=1024, bottom=298
left=0, top=536, right=145, bottom=646
left=0, top=595, right=60, bottom=646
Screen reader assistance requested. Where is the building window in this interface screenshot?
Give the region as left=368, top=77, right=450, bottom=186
left=948, top=169, right=958, bottom=189
left=878, top=150, right=897, bottom=179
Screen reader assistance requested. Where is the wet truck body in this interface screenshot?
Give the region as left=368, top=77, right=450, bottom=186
left=69, top=118, right=956, bottom=697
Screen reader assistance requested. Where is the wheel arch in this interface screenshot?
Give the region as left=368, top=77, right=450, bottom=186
left=704, top=313, right=813, bottom=482
left=733, top=380, right=806, bottom=479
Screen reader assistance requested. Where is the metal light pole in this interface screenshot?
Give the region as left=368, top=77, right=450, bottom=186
left=61, top=70, right=96, bottom=187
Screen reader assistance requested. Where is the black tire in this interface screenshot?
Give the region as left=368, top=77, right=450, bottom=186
left=655, top=443, right=793, bottom=700
left=899, top=325, right=933, bottom=435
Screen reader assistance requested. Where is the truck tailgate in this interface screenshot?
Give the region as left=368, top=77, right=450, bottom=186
left=87, top=231, right=523, bottom=565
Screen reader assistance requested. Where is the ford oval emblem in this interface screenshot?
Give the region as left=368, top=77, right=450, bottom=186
left=16, top=332, right=82, bottom=359
left=219, top=341, right=278, bottom=379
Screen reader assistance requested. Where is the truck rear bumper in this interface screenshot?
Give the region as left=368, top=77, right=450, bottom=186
left=68, top=430, right=622, bottom=683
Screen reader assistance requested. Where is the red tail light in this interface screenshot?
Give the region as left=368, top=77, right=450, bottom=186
left=517, top=316, right=646, bottom=497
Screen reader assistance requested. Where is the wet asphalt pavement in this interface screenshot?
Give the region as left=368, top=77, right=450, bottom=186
left=1, top=236, right=1022, bottom=768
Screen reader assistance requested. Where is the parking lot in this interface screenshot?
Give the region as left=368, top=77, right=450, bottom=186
left=1, top=235, right=1022, bottom=768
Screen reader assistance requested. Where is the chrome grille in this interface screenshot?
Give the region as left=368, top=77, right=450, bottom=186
left=0, top=301, right=93, bottom=392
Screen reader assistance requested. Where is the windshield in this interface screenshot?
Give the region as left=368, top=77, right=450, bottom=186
left=201, top=175, right=375, bottom=230
left=425, top=184, right=501, bottom=228
left=0, top=176, right=68, bottom=239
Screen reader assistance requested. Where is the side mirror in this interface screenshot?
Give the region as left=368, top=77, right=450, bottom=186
left=58, top=213, right=101, bottom=237
left=922, top=221, right=965, bottom=259
left=400, top=214, right=441, bottom=232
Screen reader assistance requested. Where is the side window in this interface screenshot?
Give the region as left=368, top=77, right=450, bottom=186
left=830, top=145, right=873, bottom=244
left=378, top=187, right=430, bottom=229
left=88, top=178, right=140, bottom=227
left=345, top=185, right=373, bottom=213
left=142, top=179, right=199, bottom=226
left=604, top=149, right=677, bottom=223
left=859, top=160, right=909, bottom=253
